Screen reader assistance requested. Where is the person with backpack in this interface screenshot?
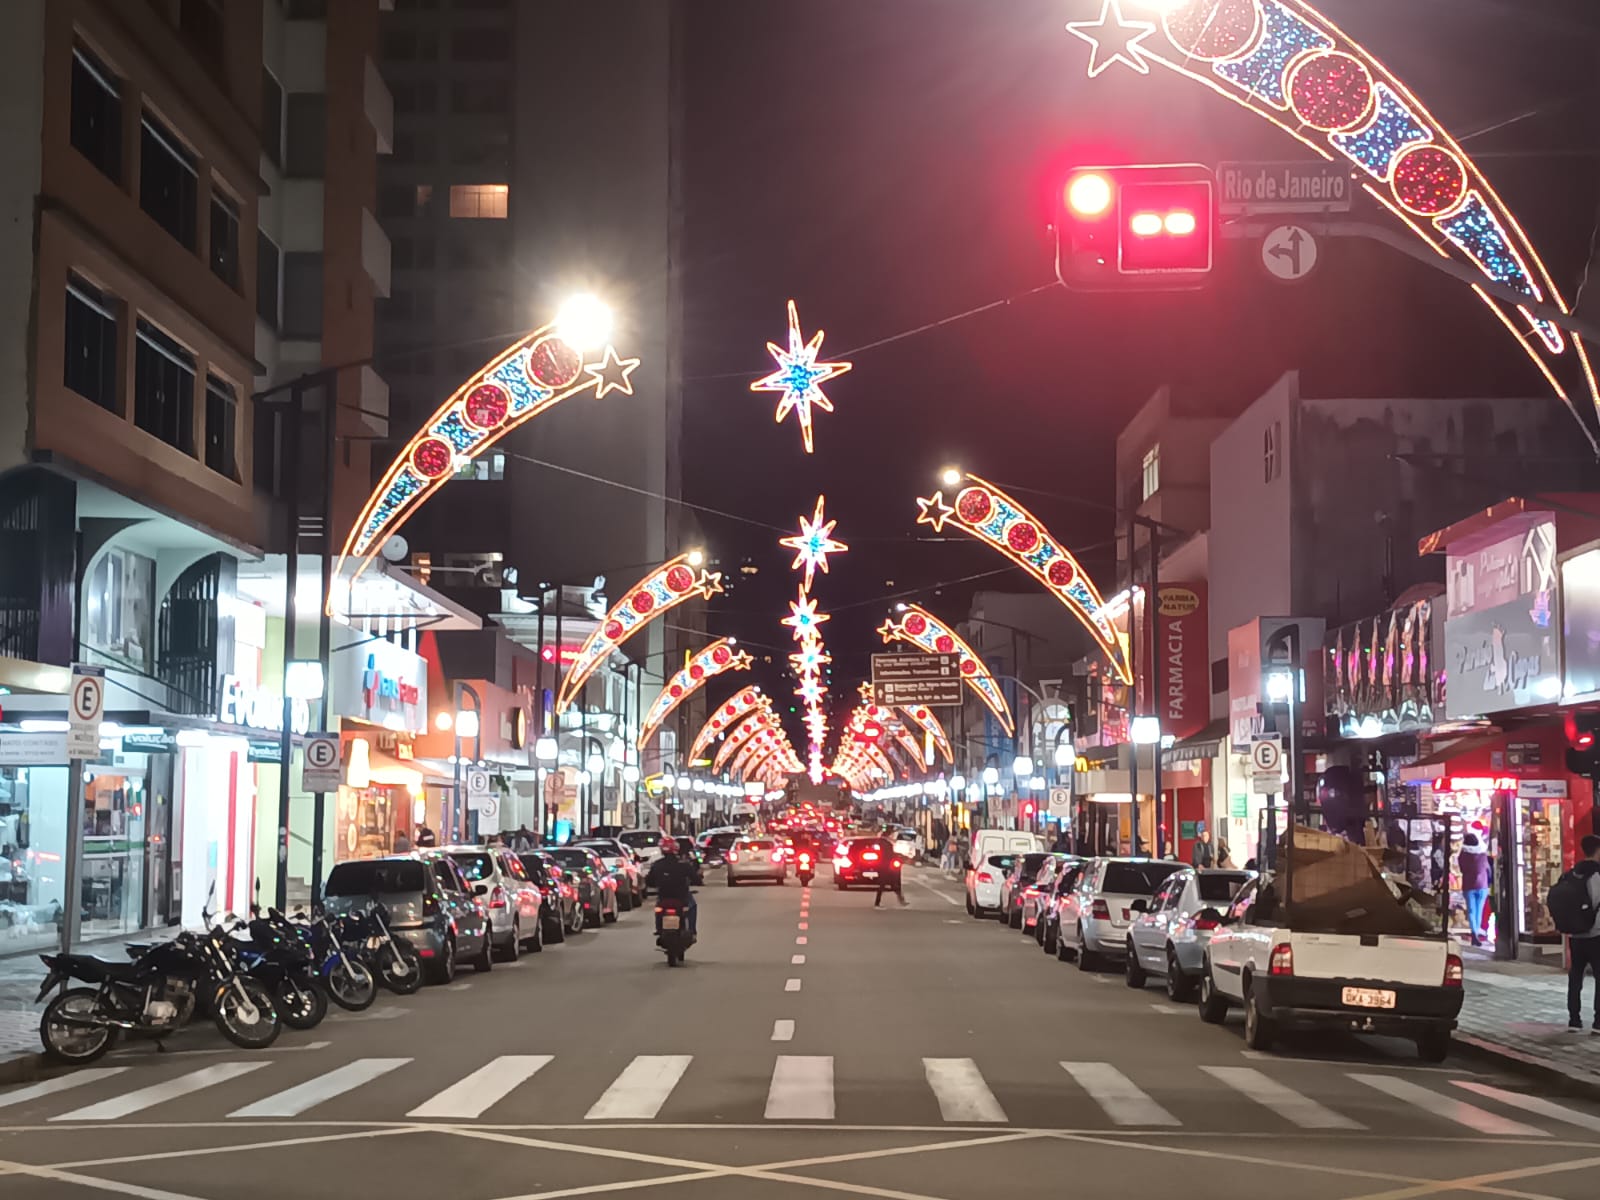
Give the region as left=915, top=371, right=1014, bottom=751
left=1551, top=834, right=1600, bottom=1031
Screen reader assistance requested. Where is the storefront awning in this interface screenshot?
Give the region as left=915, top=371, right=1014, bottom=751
left=1163, top=719, right=1229, bottom=765
left=1396, top=728, right=1521, bottom=784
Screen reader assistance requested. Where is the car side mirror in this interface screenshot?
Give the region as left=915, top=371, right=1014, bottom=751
left=1130, top=898, right=1149, bottom=914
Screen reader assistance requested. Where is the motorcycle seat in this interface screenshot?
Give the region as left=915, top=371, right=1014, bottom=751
left=60, top=955, right=148, bottom=983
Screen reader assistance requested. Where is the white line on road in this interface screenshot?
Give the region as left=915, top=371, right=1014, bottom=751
left=795, top=936, right=807, bottom=945
left=348, top=1006, right=408, bottom=1020
left=923, top=1058, right=1007, bottom=1123
left=766, top=1055, right=834, bottom=1120
left=785, top=978, right=802, bottom=992
left=1351, top=1074, right=1547, bottom=1137
left=798, top=922, right=808, bottom=930
left=1201, top=1066, right=1362, bottom=1130
left=0, top=1068, right=128, bottom=1111
left=1239, top=1050, right=1488, bottom=1076
left=1060, top=1062, right=1179, bottom=1127
left=586, top=1055, right=693, bottom=1120
left=791, top=954, right=806, bottom=965
left=911, top=876, right=961, bottom=906
left=407, top=1055, right=552, bottom=1119
left=54, top=1062, right=269, bottom=1122
left=771, top=1020, right=795, bottom=1043
left=1147, top=1004, right=1184, bottom=1015
left=230, top=1058, right=411, bottom=1119
left=445, top=983, right=473, bottom=992
left=1453, top=1080, right=1600, bottom=1131
left=109, top=1040, right=332, bottom=1060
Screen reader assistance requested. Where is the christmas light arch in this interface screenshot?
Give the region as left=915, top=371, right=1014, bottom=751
left=1068, top=0, right=1598, bottom=425
left=334, top=321, right=639, bottom=598
left=878, top=605, right=1015, bottom=736
left=713, top=710, right=777, bottom=773
left=898, top=703, right=954, bottom=766
left=556, top=555, right=723, bottom=714
left=689, top=688, right=771, bottom=762
left=636, top=639, right=752, bottom=751
left=917, top=472, right=1132, bottom=684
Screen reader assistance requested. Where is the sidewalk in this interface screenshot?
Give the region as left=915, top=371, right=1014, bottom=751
left=1452, top=946, right=1600, bottom=1087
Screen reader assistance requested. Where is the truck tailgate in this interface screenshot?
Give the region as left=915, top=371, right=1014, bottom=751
left=1289, top=932, right=1449, bottom=987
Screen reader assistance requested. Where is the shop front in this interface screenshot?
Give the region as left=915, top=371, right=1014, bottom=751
left=328, top=637, right=431, bottom=859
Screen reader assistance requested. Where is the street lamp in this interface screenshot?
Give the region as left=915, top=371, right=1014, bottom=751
left=1054, top=740, right=1075, bottom=769
left=950, top=774, right=966, bottom=792
left=554, top=293, right=612, bottom=350
left=586, top=750, right=606, bottom=774
left=940, top=466, right=962, bottom=488
left=535, top=735, right=558, bottom=763
left=285, top=660, right=325, bottom=702
left=687, top=549, right=705, bottom=567
left=622, top=763, right=641, bottom=784
left=1012, top=755, right=1034, bottom=779
left=456, top=710, right=481, bottom=740
left=1130, top=715, right=1162, bottom=745
left=982, top=765, right=999, bottom=787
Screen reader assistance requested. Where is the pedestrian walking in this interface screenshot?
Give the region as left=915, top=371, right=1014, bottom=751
left=1458, top=832, right=1491, bottom=947
left=1191, top=826, right=1215, bottom=869
left=414, top=824, right=437, bottom=848
left=868, top=836, right=908, bottom=908
left=1216, top=838, right=1233, bottom=869
left=1551, top=834, right=1600, bottom=1031
left=942, top=835, right=961, bottom=876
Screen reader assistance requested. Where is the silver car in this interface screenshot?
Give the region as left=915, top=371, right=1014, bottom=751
left=726, top=836, right=788, bottom=886
left=444, top=845, right=544, bottom=961
left=1056, top=857, right=1185, bottom=971
left=1124, top=868, right=1253, bottom=999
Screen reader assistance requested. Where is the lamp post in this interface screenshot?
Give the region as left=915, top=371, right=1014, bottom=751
left=451, top=682, right=483, bottom=843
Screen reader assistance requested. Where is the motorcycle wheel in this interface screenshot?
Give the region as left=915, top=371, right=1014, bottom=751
left=324, top=959, right=377, bottom=1011
left=380, top=941, right=423, bottom=995
left=40, top=987, right=114, bottom=1064
left=277, top=977, right=327, bottom=1030
left=666, top=948, right=682, bottom=967
left=214, top=978, right=282, bottom=1050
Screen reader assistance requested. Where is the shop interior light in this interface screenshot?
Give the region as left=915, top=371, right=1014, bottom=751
left=20, top=719, right=70, bottom=733
left=455, top=710, right=480, bottom=739
left=535, top=735, right=558, bottom=762
left=383, top=714, right=405, bottom=731
left=285, top=660, right=325, bottom=702
left=175, top=729, right=210, bottom=747
left=950, top=774, right=966, bottom=792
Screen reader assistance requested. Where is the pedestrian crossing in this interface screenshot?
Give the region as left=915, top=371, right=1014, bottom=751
left=0, top=1053, right=1588, bottom=1136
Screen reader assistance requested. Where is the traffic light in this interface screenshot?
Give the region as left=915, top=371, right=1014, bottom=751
left=1566, top=712, right=1600, bottom=777
left=1055, top=163, right=1216, bottom=290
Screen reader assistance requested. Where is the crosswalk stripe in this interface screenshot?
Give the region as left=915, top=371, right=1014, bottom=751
left=785, top=979, right=802, bottom=992
left=1201, top=1066, right=1362, bottom=1130
left=0, top=1068, right=129, bottom=1111
left=53, top=1062, right=269, bottom=1121
left=923, top=1058, right=1006, bottom=1123
left=1352, top=1074, right=1547, bottom=1137
left=228, top=1058, right=410, bottom=1119
left=1453, top=1081, right=1600, bottom=1131
left=586, top=1056, right=693, bottom=1120
left=772, top=1020, right=796, bottom=1042
left=766, top=1055, right=834, bottom=1120
left=407, top=1055, right=552, bottom=1120
left=1060, top=1062, right=1179, bottom=1126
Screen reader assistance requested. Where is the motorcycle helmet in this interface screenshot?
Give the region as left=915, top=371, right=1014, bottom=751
left=658, top=836, right=678, bottom=855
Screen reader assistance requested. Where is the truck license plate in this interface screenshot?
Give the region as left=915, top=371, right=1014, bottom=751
left=1342, top=986, right=1396, bottom=1009
left=661, top=914, right=680, bottom=931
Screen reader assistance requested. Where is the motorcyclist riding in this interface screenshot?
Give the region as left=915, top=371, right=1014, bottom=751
left=645, top=836, right=698, bottom=941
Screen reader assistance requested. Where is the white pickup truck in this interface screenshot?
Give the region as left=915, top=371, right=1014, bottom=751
left=1196, top=872, right=1463, bottom=1061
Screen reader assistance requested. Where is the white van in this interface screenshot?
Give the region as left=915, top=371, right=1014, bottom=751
left=965, top=829, right=1045, bottom=917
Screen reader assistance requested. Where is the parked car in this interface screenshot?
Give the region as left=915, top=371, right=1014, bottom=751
left=443, top=845, right=543, bottom=960
left=999, top=853, right=1051, bottom=928
left=575, top=838, right=643, bottom=909
left=891, top=828, right=922, bottom=863
left=1024, top=855, right=1083, bottom=934
left=968, top=828, right=1044, bottom=867
left=1056, top=857, right=1186, bottom=970
left=544, top=846, right=618, bottom=925
left=832, top=836, right=901, bottom=890
left=966, top=852, right=1020, bottom=918
left=1038, top=859, right=1090, bottom=954
left=1125, top=868, right=1252, bottom=998
left=620, top=829, right=667, bottom=869
left=727, top=836, right=788, bottom=886
left=520, top=852, right=586, bottom=943
left=322, top=853, right=492, bottom=985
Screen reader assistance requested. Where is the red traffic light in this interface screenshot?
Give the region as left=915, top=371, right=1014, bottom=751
left=1056, top=163, right=1216, bottom=290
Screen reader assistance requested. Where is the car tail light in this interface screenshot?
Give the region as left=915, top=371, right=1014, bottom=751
left=1269, top=943, right=1294, bottom=976
left=977, top=871, right=994, bottom=884
left=773, top=848, right=786, bottom=861
left=1090, top=899, right=1110, bottom=920
left=728, top=851, right=739, bottom=864
left=1444, top=953, right=1464, bottom=988
left=799, top=854, right=811, bottom=866
left=890, top=858, right=901, bottom=870
left=489, top=886, right=508, bottom=910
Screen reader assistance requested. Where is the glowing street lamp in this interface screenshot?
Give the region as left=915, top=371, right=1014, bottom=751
left=554, top=293, right=613, bottom=351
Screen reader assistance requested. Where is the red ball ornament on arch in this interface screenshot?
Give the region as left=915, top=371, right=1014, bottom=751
left=1056, top=163, right=1216, bottom=290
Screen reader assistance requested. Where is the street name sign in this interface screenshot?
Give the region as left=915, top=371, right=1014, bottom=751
left=1218, top=161, right=1352, bottom=215
left=872, top=652, right=962, bottom=707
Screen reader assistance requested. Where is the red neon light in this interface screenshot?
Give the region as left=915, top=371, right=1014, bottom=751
left=1433, top=776, right=1519, bottom=793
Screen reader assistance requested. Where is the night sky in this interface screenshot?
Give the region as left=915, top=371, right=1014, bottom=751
left=674, top=0, right=1600, bottom=756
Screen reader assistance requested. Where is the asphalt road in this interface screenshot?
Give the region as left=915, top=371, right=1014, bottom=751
left=2, top=865, right=1599, bottom=1199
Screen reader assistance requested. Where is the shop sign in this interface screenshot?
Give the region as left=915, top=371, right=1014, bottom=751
left=1561, top=545, right=1600, bottom=701
left=247, top=740, right=283, bottom=765
left=1443, top=518, right=1559, bottom=719
left=1518, top=778, right=1567, bottom=799
left=1506, top=741, right=1542, bottom=768
left=1229, top=617, right=1326, bottom=750
left=1325, top=597, right=1439, bottom=739
left=120, top=730, right=177, bottom=753
left=1156, top=584, right=1208, bottom=741
left=0, top=732, right=68, bottom=765
left=218, top=674, right=312, bottom=736
left=330, top=640, right=427, bottom=733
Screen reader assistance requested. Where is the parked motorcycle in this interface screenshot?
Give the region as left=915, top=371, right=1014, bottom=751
left=231, top=909, right=328, bottom=1030
left=654, top=898, right=693, bottom=967
left=286, top=908, right=378, bottom=1011
left=38, top=925, right=281, bottom=1063
left=795, top=849, right=816, bottom=887
left=341, top=902, right=422, bottom=996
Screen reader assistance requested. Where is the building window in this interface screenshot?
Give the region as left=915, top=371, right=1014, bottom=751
left=450, top=29, right=511, bottom=61
left=282, top=252, right=323, bottom=338
left=382, top=29, right=418, bottom=61
left=391, top=236, right=435, bottom=270
left=1264, top=421, right=1281, bottom=483
left=64, top=276, right=118, bottom=413
left=448, top=129, right=509, bottom=169
left=134, top=319, right=196, bottom=456
left=391, top=81, right=437, bottom=114
left=209, top=189, right=240, bottom=288
left=448, top=184, right=508, bottom=219
left=140, top=113, right=197, bottom=249
left=284, top=93, right=326, bottom=177
left=284, top=0, right=328, bottom=17
left=261, top=68, right=283, bottom=167
left=204, top=374, right=239, bottom=480
left=72, top=45, right=122, bottom=183
left=1141, top=445, right=1160, bottom=501
left=256, top=231, right=281, bottom=328
left=450, top=79, right=510, bottom=115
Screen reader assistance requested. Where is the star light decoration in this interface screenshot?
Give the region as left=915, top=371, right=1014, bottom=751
left=783, top=590, right=831, bottom=642
left=1064, top=0, right=1598, bottom=435
left=780, top=495, right=849, bottom=590
left=750, top=300, right=853, bottom=455
left=636, top=638, right=752, bottom=751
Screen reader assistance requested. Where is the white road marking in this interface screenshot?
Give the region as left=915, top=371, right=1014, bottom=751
left=407, top=1055, right=552, bottom=1119
left=54, top=1062, right=269, bottom=1122
left=791, top=954, right=806, bottom=965
left=445, top=983, right=473, bottom=992
left=1351, top=1074, right=1547, bottom=1137
left=1061, top=1061, right=1179, bottom=1127
left=1239, top=1050, right=1489, bottom=1076
left=765, top=1055, right=834, bottom=1120
left=922, top=1058, right=1007, bottom=1124
left=348, top=1006, right=407, bottom=1020
left=229, top=1058, right=411, bottom=1119
left=1453, top=1080, right=1600, bottom=1131
left=795, top=936, right=807, bottom=945
left=1147, top=1004, right=1184, bottom=1015
left=586, top=1056, right=693, bottom=1120
left=911, top=876, right=961, bottom=906
left=771, top=1020, right=796, bottom=1043
left=0, top=1068, right=129, bottom=1111
left=798, top=922, right=808, bottom=930
left=109, top=1040, right=332, bottom=1060
left=1201, top=1066, right=1362, bottom=1130
left=785, top=978, right=802, bottom=992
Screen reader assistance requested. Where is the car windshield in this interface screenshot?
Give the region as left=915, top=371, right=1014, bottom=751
left=620, top=832, right=662, bottom=849
left=324, top=860, right=425, bottom=897
left=577, top=842, right=621, bottom=858
left=1101, top=861, right=1184, bottom=894
left=1016, top=853, right=1049, bottom=877
left=742, top=840, right=774, bottom=851
left=708, top=833, right=739, bottom=849
left=518, top=855, right=549, bottom=883
left=1197, top=873, right=1250, bottom=902
left=550, top=849, right=594, bottom=870
left=987, top=854, right=1017, bottom=870
left=448, top=852, right=496, bottom=882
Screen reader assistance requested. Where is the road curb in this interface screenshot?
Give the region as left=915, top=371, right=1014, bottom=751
left=1453, top=1032, right=1600, bottom=1100
left=0, top=1050, right=46, bottom=1087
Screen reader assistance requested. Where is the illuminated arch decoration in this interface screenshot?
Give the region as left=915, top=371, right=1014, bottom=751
left=734, top=733, right=785, bottom=781
left=918, top=472, right=1132, bottom=685
left=637, top=639, right=752, bottom=751
left=780, top=495, right=849, bottom=591
left=336, top=324, right=640, bottom=595
left=898, top=703, right=954, bottom=766
left=751, top=301, right=853, bottom=455
left=1067, top=0, right=1598, bottom=425
left=689, top=687, right=770, bottom=762
left=556, top=555, right=724, bottom=713
left=878, top=605, right=1015, bottom=736
left=713, top=711, right=778, bottom=773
